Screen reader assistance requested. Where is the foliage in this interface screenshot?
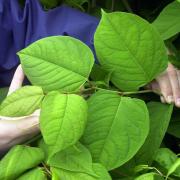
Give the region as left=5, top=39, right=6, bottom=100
left=0, top=0, right=180, bottom=179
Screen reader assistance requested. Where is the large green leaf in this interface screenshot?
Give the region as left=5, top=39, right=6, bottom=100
left=118, top=102, right=173, bottom=175
left=17, top=168, right=47, bottom=180
left=18, top=36, right=94, bottom=93
left=134, top=102, right=173, bottom=165
left=40, top=91, right=87, bottom=156
left=48, top=143, right=96, bottom=176
left=82, top=90, right=149, bottom=170
left=51, top=163, right=111, bottom=180
left=0, top=86, right=44, bottom=117
left=0, top=145, right=44, bottom=180
left=94, top=11, right=167, bottom=91
left=152, top=1, right=180, bottom=40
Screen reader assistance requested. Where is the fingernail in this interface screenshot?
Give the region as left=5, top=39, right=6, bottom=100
left=176, top=98, right=180, bottom=107
left=167, top=96, right=173, bottom=104
left=160, top=96, right=165, bottom=103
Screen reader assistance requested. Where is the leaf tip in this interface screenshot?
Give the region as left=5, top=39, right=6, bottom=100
left=101, top=8, right=107, bottom=16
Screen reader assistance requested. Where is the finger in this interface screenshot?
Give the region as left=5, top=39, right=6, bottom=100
left=149, top=80, right=166, bottom=103
left=156, top=73, right=173, bottom=104
left=167, top=65, right=180, bottom=107
left=160, top=96, right=166, bottom=103
left=176, top=69, right=180, bottom=107
left=150, top=80, right=161, bottom=93
left=8, top=65, right=25, bottom=95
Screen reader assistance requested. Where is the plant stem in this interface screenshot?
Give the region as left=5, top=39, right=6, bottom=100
left=42, top=163, right=51, bottom=178
left=93, top=87, right=160, bottom=96
left=122, top=0, right=133, bottom=13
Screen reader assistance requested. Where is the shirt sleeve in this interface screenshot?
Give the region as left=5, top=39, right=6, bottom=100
left=0, top=0, right=99, bottom=87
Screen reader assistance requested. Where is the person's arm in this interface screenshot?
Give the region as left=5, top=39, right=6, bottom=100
left=0, top=65, right=39, bottom=152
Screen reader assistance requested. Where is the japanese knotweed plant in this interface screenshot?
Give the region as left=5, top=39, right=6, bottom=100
left=0, top=9, right=179, bottom=180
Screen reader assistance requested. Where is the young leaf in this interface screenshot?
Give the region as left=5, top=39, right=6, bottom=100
left=0, top=86, right=44, bottom=117
left=81, top=90, right=149, bottom=170
left=50, top=163, right=111, bottom=180
left=40, top=91, right=88, bottom=156
left=166, top=158, right=180, bottom=178
left=18, top=36, right=94, bottom=93
left=154, top=148, right=180, bottom=177
left=17, top=167, right=47, bottom=180
left=94, top=11, right=167, bottom=91
left=152, top=1, right=180, bottom=40
left=135, top=173, right=164, bottom=180
left=48, top=142, right=96, bottom=176
left=0, top=145, right=44, bottom=180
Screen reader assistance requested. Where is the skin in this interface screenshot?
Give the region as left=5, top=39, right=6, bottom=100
left=0, top=63, right=180, bottom=151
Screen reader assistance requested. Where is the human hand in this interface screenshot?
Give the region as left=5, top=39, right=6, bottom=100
left=147, top=63, right=180, bottom=107
left=0, top=65, right=40, bottom=152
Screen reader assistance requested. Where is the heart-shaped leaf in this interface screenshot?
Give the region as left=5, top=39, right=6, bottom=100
left=82, top=90, right=149, bottom=170
left=18, top=36, right=94, bottom=93
left=40, top=91, right=87, bottom=156
left=94, top=11, right=168, bottom=91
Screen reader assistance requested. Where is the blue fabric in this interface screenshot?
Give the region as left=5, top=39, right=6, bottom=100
left=0, top=0, right=99, bottom=87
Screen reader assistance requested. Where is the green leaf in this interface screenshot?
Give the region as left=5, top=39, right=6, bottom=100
left=0, top=145, right=44, bottom=180
left=0, top=87, right=8, bottom=103
left=154, top=148, right=180, bottom=177
left=134, top=102, right=173, bottom=164
left=51, top=163, right=111, bottom=180
left=18, top=36, right=94, bottom=93
left=135, top=173, right=164, bottom=180
left=168, top=110, right=180, bottom=138
left=166, top=158, right=180, bottom=178
left=152, top=1, right=180, bottom=40
left=37, top=138, right=50, bottom=162
left=92, top=163, right=111, bottom=180
left=94, top=11, right=167, bottom=91
left=40, top=0, right=59, bottom=9
left=17, top=168, right=47, bottom=180
left=65, top=0, right=88, bottom=11
left=40, top=91, right=87, bottom=156
left=82, top=90, right=149, bottom=170
left=0, top=86, right=44, bottom=117
left=48, top=143, right=96, bottom=176
left=90, top=64, right=109, bottom=82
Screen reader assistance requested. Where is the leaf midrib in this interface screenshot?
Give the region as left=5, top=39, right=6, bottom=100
left=104, top=13, right=150, bottom=81
left=98, top=97, right=122, bottom=165
left=20, top=52, right=87, bottom=79
left=0, top=94, right=43, bottom=113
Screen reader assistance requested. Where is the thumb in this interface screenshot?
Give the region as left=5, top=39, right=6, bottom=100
left=8, top=65, right=25, bottom=95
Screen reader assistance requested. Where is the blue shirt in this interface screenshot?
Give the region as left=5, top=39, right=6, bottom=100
left=0, top=0, right=99, bottom=87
